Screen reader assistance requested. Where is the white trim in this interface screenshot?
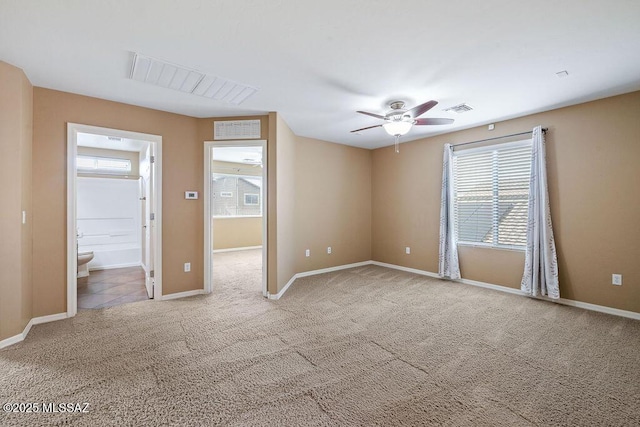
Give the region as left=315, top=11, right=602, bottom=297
left=205, top=140, right=268, bottom=297
left=0, top=332, right=25, bottom=349
left=161, top=289, right=206, bottom=301
left=0, top=313, right=68, bottom=350
left=370, top=261, right=440, bottom=279
left=32, top=312, right=69, bottom=325
left=67, top=123, right=163, bottom=318
left=269, top=275, right=297, bottom=300
left=89, top=262, right=142, bottom=271
left=296, top=261, right=372, bottom=278
left=212, top=246, right=262, bottom=253
left=268, top=259, right=640, bottom=320
left=374, top=261, right=640, bottom=321
left=268, top=261, right=372, bottom=300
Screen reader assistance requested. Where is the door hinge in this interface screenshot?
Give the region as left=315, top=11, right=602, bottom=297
left=150, top=155, right=155, bottom=164
left=150, top=213, right=155, bottom=220
left=150, top=270, right=155, bottom=278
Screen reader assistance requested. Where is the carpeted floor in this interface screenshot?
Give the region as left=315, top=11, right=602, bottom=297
left=1, top=250, right=639, bottom=426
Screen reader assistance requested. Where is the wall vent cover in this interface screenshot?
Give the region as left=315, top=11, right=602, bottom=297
left=214, top=120, right=261, bottom=140
left=129, top=53, right=258, bottom=105
left=444, top=103, right=474, bottom=113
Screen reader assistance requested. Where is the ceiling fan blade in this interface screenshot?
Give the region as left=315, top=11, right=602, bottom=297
left=408, top=100, right=438, bottom=118
left=350, top=124, right=382, bottom=133
left=356, top=111, right=386, bottom=120
left=414, top=118, right=454, bottom=125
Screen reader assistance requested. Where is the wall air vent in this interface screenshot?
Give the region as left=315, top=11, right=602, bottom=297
left=129, top=53, right=258, bottom=105
left=444, top=103, right=474, bottom=113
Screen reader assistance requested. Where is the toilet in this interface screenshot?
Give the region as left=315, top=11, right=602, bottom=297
left=77, top=251, right=95, bottom=278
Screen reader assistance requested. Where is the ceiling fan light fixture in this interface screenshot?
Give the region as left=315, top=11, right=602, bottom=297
left=382, top=120, right=412, bottom=136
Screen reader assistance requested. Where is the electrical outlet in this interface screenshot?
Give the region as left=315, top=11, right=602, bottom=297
left=327, top=247, right=332, bottom=254
left=405, top=247, right=411, bottom=255
left=305, top=249, right=310, bottom=257
left=488, top=123, right=495, bottom=131
left=184, top=262, right=191, bottom=272
left=612, top=274, right=622, bottom=286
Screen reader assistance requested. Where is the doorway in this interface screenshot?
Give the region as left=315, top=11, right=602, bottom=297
left=67, top=123, right=162, bottom=316
left=204, top=140, right=267, bottom=297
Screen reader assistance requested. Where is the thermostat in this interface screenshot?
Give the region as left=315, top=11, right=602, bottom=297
left=185, top=191, right=198, bottom=200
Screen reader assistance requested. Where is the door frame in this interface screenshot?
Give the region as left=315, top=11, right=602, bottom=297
left=204, top=140, right=267, bottom=297
left=66, top=123, right=163, bottom=317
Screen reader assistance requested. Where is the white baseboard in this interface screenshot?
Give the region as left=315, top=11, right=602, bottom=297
left=212, top=246, right=262, bottom=254
left=268, top=261, right=372, bottom=300
left=370, top=261, right=440, bottom=279
left=373, top=261, right=640, bottom=321
left=160, top=289, right=206, bottom=301
left=0, top=312, right=68, bottom=350
left=89, top=262, right=142, bottom=271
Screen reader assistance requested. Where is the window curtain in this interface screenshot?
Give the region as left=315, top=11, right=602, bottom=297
left=521, top=126, right=560, bottom=299
left=439, top=143, right=461, bottom=280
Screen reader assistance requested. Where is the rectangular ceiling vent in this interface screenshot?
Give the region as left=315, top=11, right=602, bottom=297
left=444, top=103, right=474, bottom=114
left=129, top=53, right=258, bottom=105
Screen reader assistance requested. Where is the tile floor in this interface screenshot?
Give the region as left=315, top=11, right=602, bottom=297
left=77, top=266, right=149, bottom=309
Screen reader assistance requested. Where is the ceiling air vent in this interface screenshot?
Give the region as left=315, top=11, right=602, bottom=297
left=444, top=103, right=474, bottom=114
left=129, top=53, right=258, bottom=105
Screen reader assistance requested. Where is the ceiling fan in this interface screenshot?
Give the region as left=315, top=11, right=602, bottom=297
left=351, top=100, right=454, bottom=153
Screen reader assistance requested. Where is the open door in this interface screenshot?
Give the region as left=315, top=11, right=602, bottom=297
left=141, top=144, right=155, bottom=298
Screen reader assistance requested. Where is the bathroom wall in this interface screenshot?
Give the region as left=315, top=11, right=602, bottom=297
left=77, top=177, right=141, bottom=270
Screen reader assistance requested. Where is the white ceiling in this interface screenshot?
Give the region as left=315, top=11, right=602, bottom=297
left=1, top=1, right=639, bottom=149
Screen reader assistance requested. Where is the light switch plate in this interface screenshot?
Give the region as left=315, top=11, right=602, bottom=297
left=185, top=191, right=198, bottom=199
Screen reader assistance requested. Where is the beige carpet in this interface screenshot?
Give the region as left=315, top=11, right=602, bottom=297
left=1, top=251, right=639, bottom=426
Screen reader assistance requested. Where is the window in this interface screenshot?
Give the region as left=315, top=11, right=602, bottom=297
left=244, top=193, right=259, bottom=205
left=452, top=140, right=532, bottom=249
left=77, top=155, right=131, bottom=174
left=212, top=174, right=262, bottom=217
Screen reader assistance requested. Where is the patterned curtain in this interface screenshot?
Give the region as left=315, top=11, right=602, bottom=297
left=521, top=126, right=560, bottom=298
left=439, top=143, right=461, bottom=280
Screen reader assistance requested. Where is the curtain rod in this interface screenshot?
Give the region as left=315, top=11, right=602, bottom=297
left=452, top=128, right=547, bottom=148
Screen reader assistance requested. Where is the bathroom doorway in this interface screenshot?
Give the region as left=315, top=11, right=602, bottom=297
left=67, top=124, right=162, bottom=316
left=204, top=141, right=267, bottom=297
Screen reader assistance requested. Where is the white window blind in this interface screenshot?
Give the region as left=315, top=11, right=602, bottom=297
left=452, top=140, right=532, bottom=249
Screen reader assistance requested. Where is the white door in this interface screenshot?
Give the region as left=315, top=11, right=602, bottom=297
left=142, top=145, right=155, bottom=298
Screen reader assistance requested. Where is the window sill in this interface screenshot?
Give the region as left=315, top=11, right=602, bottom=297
left=457, top=242, right=525, bottom=252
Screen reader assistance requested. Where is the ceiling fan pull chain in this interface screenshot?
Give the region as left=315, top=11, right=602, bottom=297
left=395, top=135, right=400, bottom=154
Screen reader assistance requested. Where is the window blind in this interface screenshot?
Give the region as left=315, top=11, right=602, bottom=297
left=452, top=141, right=532, bottom=249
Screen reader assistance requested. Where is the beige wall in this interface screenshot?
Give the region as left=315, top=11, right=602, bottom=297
left=32, top=88, right=201, bottom=316
left=273, top=116, right=372, bottom=292
left=213, top=217, right=262, bottom=250
left=0, top=61, right=33, bottom=341
left=293, top=135, right=372, bottom=274
left=77, top=146, right=140, bottom=178
left=372, top=90, right=640, bottom=313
